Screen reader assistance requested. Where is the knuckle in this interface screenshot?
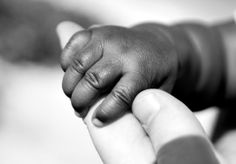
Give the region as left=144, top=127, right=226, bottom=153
left=71, top=57, right=86, bottom=74
left=111, top=86, right=131, bottom=107
left=84, top=71, right=102, bottom=89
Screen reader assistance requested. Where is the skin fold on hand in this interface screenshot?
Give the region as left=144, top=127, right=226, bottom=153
left=59, top=21, right=179, bottom=126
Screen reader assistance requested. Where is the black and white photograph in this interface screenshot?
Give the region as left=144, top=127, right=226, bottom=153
left=0, top=0, right=236, bottom=163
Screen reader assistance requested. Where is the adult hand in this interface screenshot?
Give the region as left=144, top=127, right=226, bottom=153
left=57, top=22, right=224, bottom=164
left=84, top=89, right=224, bottom=164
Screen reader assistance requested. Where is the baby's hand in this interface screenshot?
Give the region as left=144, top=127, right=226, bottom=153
left=61, top=25, right=178, bottom=126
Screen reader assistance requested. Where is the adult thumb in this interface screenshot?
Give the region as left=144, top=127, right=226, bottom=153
left=132, top=89, right=221, bottom=164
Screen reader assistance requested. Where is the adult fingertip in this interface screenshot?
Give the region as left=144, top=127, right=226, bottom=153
left=133, top=89, right=162, bottom=108
left=132, top=89, right=161, bottom=126
left=133, top=89, right=208, bottom=155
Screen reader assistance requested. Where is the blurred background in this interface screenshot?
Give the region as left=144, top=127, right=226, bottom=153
left=0, top=0, right=236, bottom=163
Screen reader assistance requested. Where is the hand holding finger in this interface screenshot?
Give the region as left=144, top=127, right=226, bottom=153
left=133, top=89, right=223, bottom=164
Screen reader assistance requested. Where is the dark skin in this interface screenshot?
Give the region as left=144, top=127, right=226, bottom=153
left=61, top=19, right=236, bottom=126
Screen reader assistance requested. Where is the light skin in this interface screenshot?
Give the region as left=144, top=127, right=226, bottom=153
left=84, top=89, right=222, bottom=164
left=57, top=22, right=229, bottom=164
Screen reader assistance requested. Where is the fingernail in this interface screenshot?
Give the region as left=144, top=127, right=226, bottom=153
left=143, top=92, right=161, bottom=110
left=92, top=111, right=108, bottom=127
left=92, top=118, right=104, bottom=127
